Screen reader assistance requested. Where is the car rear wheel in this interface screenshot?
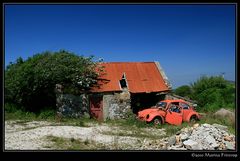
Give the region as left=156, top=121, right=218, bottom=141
left=190, top=115, right=198, bottom=123
left=152, top=117, right=162, bottom=125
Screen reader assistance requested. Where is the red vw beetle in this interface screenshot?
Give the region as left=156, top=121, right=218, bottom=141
left=137, top=99, right=201, bottom=126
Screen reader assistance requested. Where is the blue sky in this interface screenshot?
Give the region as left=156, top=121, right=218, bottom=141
left=4, top=4, right=236, bottom=88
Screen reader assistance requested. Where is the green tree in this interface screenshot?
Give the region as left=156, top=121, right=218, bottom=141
left=5, top=50, right=104, bottom=111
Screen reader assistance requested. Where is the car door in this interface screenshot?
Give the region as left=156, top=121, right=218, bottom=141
left=165, top=105, right=183, bottom=125
left=180, top=102, right=191, bottom=122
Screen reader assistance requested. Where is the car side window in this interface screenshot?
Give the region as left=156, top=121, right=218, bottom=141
left=180, top=103, right=190, bottom=109
left=169, top=104, right=181, bottom=113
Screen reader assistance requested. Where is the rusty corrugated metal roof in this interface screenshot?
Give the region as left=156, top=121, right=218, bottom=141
left=91, top=62, right=170, bottom=93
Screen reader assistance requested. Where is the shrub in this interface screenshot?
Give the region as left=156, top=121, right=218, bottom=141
left=38, top=109, right=56, bottom=119
left=190, top=76, right=235, bottom=111
left=174, top=76, right=235, bottom=112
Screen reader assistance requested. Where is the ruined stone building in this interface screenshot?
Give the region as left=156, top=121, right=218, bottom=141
left=56, top=61, right=172, bottom=121
left=89, top=61, right=172, bottom=120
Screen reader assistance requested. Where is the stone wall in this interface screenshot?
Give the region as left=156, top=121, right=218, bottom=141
left=103, top=91, right=131, bottom=120
left=55, top=84, right=89, bottom=118
left=55, top=84, right=132, bottom=120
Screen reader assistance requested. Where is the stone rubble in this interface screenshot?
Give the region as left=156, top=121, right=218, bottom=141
left=167, top=123, right=235, bottom=150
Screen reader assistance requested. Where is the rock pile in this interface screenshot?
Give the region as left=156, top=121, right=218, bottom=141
left=213, top=108, right=235, bottom=124
left=167, top=123, right=235, bottom=150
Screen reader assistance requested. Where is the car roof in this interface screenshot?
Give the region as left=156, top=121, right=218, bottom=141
left=160, top=99, right=187, bottom=103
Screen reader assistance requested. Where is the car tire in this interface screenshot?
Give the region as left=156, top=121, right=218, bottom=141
left=190, top=115, right=198, bottom=123
left=152, top=117, right=162, bottom=125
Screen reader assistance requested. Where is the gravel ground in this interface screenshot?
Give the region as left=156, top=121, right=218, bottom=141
left=4, top=120, right=167, bottom=150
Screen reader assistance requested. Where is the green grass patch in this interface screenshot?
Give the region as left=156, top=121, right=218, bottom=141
left=162, top=122, right=190, bottom=136
left=45, top=135, right=108, bottom=150
left=5, top=109, right=37, bottom=121
left=4, top=103, right=54, bottom=121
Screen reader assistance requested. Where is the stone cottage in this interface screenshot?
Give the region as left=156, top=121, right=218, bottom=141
left=88, top=61, right=172, bottom=121
left=56, top=61, right=171, bottom=121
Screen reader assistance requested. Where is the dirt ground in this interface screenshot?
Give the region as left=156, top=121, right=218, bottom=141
left=4, top=120, right=168, bottom=150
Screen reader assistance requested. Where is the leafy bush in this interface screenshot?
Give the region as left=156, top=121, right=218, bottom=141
left=174, top=76, right=235, bottom=112
left=191, top=76, right=227, bottom=95
left=191, top=76, right=235, bottom=111
left=38, top=109, right=56, bottom=119
left=5, top=50, right=104, bottom=112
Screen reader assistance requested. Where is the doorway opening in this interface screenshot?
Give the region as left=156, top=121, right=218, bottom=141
left=131, top=93, right=166, bottom=114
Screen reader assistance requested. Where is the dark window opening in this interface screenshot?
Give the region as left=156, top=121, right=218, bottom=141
left=180, top=103, right=190, bottom=109
left=119, top=73, right=128, bottom=89
left=156, top=102, right=167, bottom=109
left=169, top=104, right=181, bottom=113
left=120, top=79, right=127, bottom=88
